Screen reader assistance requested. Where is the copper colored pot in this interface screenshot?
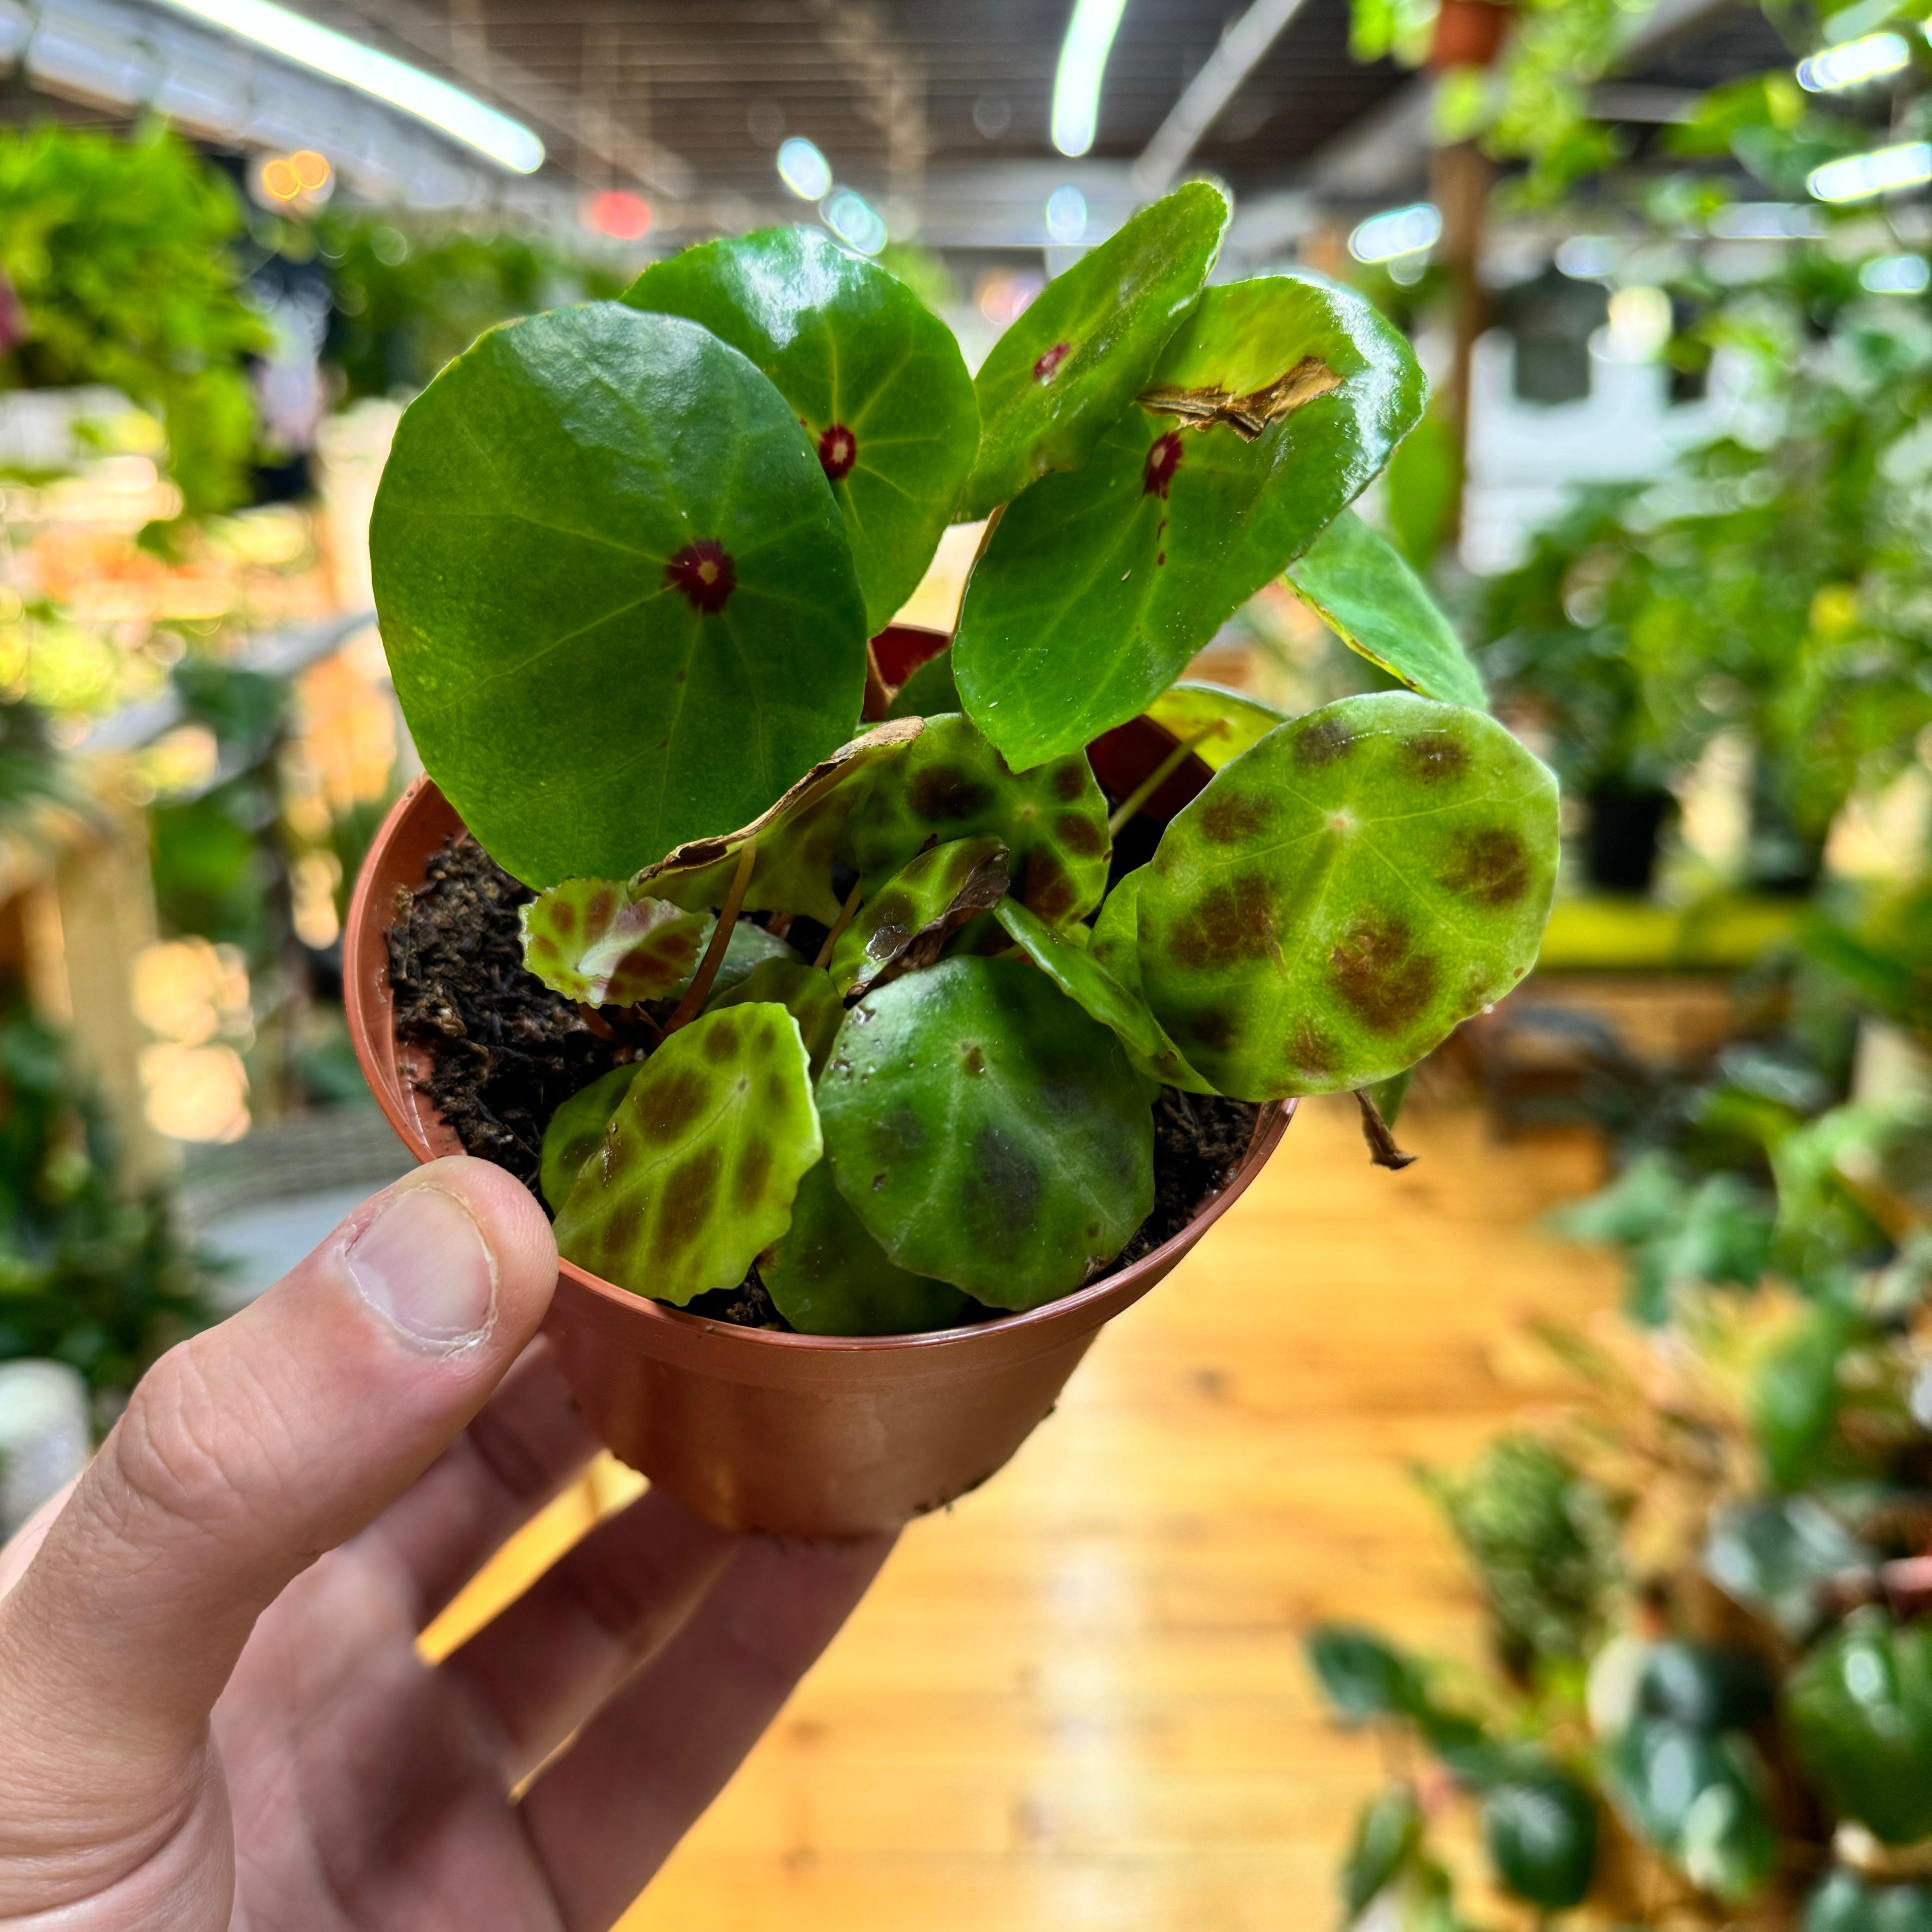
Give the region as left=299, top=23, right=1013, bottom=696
left=346, top=770, right=1291, bottom=1538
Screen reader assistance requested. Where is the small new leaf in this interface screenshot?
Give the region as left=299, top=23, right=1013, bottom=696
left=521, top=881, right=709, bottom=1006
left=830, top=836, right=1010, bottom=996
left=1145, top=681, right=1287, bottom=771
left=554, top=1003, right=821, bottom=1305
left=538, top=1063, right=639, bottom=1212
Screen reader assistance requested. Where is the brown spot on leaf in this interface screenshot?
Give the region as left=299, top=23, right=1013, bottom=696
left=1328, top=913, right=1439, bottom=1034
left=909, top=765, right=994, bottom=823
left=1056, top=811, right=1106, bottom=857
left=1052, top=760, right=1088, bottom=802
left=1182, top=1005, right=1238, bottom=1052
left=1142, top=432, right=1184, bottom=499
left=817, top=423, right=857, bottom=481
left=700, top=1016, right=740, bottom=1063
left=1440, top=827, right=1531, bottom=907
left=1166, top=872, right=1277, bottom=969
left=1022, top=847, right=1077, bottom=921
left=551, top=900, right=578, bottom=935
left=734, top=1138, right=773, bottom=1211
left=1288, top=1018, right=1337, bottom=1076
left=1295, top=718, right=1356, bottom=767
left=960, top=1123, right=1042, bottom=1250
left=1198, top=791, right=1274, bottom=846
left=962, top=1043, right=986, bottom=1075
left=1402, top=732, right=1471, bottom=783
left=646, top=1067, right=709, bottom=1140
left=601, top=1200, right=640, bottom=1257
left=664, top=539, right=736, bottom=614
left=657, top=1145, right=723, bottom=1256
left=588, top=888, right=615, bottom=927
left=1032, top=341, right=1071, bottom=382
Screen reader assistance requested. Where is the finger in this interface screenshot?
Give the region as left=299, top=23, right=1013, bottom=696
left=521, top=1531, right=894, bottom=1932
left=353, top=1336, right=601, bottom=1627
left=442, top=1485, right=739, bottom=1783
left=0, top=1156, right=556, bottom=1820
left=0, top=1475, right=79, bottom=1603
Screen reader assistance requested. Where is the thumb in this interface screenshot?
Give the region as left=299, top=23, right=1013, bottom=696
left=0, top=1156, right=556, bottom=1800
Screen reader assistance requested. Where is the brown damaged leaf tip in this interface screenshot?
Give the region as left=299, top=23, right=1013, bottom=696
left=1138, top=355, right=1344, bottom=443
left=1353, top=1088, right=1418, bottom=1172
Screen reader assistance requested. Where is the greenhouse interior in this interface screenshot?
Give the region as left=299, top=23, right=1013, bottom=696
left=0, top=0, right=1924, bottom=1926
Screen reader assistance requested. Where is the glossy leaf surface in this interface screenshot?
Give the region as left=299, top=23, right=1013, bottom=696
left=1285, top=508, right=1487, bottom=709
left=1788, top=1612, right=1932, bottom=1846
left=961, top=183, right=1229, bottom=519
left=554, top=1003, right=820, bottom=1305
left=1342, top=1788, right=1422, bottom=1921
left=760, top=1158, right=974, bottom=1336
left=996, top=896, right=1214, bottom=1094
left=635, top=717, right=922, bottom=925
left=625, top=227, right=979, bottom=632
left=521, top=882, right=708, bottom=1006
left=844, top=713, right=1109, bottom=925
left=954, top=275, right=1427, bottom=768
left=1607, top=1718, right=1777, bottom=1901
left=817, top=958, right=1152, bottom=1308
left=1145, top=681, right=1287, bottom=771
left=829, top=835, right=1009, bottom=996
left=538, top=1063, right=639, bottom=1212
left=1482, top=1768, right=1597, bottom=1911
left=707, top=955, right=843, bottom=1074
left=373, top=303, right=867, bottom=887
left=1138, top=692, right=1560, bottom=1099
left=1305, top=1624, right=1428, bottom=1722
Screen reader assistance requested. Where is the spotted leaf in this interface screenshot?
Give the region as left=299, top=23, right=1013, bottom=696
left=760, top=1159, right=975, bottom=1336
left=633, top=717, right=923, bottom=926
left=668, top=919, right=796, bottom=1000
left=625, top=227, right=979, bottom=633
left=706, top=955, right=843, bottom=1075
left=372, top=302, right=867, bottom=887
left=1138, top=692, right=1559, bottom=1099
left=997, top=895, right=1216, bottom=1095
left=1285, top=509, right=1487, bottom=709
left=538, top=1063, right=639, bottom=1212
left=962, top=183, right=1230, bottom=520
left=520, top=881, right=709, bottom=1006
left=1145, top=681, right=1289, bottom=772
left=818, top=957, right=1153, bottom=1309
left=954, top=275, right=1426, bottom=769
left=843, top=713, right=1109, bottom=927
left=554, top=1004, right=821, bottom=1305
left=830, top=836, right=1010, bottom=997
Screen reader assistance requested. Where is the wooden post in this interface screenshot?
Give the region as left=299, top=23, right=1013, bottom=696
left=1429, top=138, right=1493, bottom=539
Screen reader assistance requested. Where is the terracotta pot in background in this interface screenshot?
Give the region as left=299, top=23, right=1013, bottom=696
left=1428, top=0, right=1511, bottom=69
left=345, top=715, right=1292, bottom=1538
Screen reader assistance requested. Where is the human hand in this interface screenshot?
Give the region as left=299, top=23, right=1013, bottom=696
left=0, top=1156, right=893, bottom=1931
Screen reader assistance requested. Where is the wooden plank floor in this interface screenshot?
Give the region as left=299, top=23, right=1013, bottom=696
left=431, top=1092, right=1619, bottom=1930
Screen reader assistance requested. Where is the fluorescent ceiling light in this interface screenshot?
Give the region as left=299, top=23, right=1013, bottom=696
left=777, top=136, right=832, bottom=200
left=822, top=188, right=886, bottom=254
left=1045, top=184, right=1089, bottom=243
left=152, top=0, right=544, bottom=172
left=1052, top=0, right=1130, bottom=158
left=1808, top=139, right=1932, bottom=201
left=1796, top=30, right=1909, bottom=91
left=1862, top=252, right=1930, bottom=291
left=1348, top=202, right=1441, bottom=264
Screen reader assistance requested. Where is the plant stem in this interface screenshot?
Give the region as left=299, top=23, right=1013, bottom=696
left=862, top=639, right=894, bottom=721
left=1353, top=1087, right=1418, bottom=1171
left=664, top=835, right=758, bottom=1033
left=812, top=878, right=864, bottom=971
left=1106, top=726, right=1218, bottom=840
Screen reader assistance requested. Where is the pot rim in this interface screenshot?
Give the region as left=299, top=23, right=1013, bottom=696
left=346, top=773, right=1293, bottom=1359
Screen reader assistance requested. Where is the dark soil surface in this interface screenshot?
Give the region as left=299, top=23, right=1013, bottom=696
left=391, top=834, right=1264, bottom=1327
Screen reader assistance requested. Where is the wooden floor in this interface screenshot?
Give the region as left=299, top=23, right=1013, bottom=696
left=430, top=1092, right=1620, bottom=1930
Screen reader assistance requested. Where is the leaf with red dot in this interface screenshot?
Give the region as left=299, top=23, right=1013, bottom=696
left=954, top=274, right=1427, bottom=770
left=1136, top=691, right=1559, bottom=1101
left=961, top=182, right=1230, bottom=520
left=625, top=227, right=978, bottom=633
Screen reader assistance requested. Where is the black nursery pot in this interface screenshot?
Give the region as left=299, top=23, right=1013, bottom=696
left=1584, top=781, right=1678, bottom=896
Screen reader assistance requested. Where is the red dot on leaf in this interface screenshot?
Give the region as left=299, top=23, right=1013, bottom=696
left=818, top=423, right=858, bottom=481
left=1142, top=432, right=1184, bottom=500
left=665, top=539, right=736, bottom=614
left=1032, top=341, right=1072, bottom=383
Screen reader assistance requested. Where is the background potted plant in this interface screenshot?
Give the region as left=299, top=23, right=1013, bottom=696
left=346, top=183, right=1562, bottom=1536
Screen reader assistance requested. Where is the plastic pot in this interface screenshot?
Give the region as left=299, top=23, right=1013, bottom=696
left=345, top=736, right=1292, bottom=1538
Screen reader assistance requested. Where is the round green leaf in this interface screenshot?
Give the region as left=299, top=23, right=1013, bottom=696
left=829, top=835, right=1009, bottom=996
left=1285, top=509, right=1488, bottom=710
left=1482, top=1770, right=1597, bottom=1912
left=954, top=275, right=1427, bottom=769
left=520, top=883, right=708, bottom=1006
left=760, top=1158, right=975, bottom=1336
left=625, top=227, right=979, bottom=633
left=1138, top=692, right=1560, bottom=1100
left=372, top=301, right=868, bottom=888
left=1342, top=1786, right=1423, bottom=1921
left=844, top=712, right=1109, bottom=926
left=1608, top=1718, right=1777, bottom=1901
left=1788, top=1611, right=1932, bottom=1846
left=634, top=717, right=922, bottom=927
left=554, top=1003, right=822, bottom=1305
left=1145, top=681, right=1287, bottom=771
left=707, top=955, right=843, bottom=1075
left=1304, top=1624, right=1427, bottom=1723
left=817, top=957, right=1153, bottom=1309
left=539, top=1062, right=639, bottom=1212
left=995, top=895, right=1215, bottom=1094
left=961, top=183, right=1229, bottom=520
